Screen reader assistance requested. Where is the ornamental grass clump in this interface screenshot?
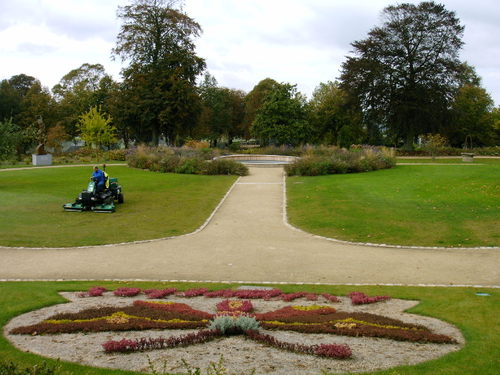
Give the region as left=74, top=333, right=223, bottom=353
left=209, top=315, right=260, bottom=335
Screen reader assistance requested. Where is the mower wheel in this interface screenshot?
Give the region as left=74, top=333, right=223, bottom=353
left=118, top=193, right=124, bottom=203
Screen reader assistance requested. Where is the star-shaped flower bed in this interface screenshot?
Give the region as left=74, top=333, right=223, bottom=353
left=6, top=287, right=463, bottom=374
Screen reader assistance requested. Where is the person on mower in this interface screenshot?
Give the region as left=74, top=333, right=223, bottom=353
left=92, top=166, right=106, bottom=193
left=102, top=164, right=110, bottom=190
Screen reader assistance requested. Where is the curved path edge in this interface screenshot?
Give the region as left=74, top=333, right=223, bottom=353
left=0, top=165, right=497, bottom=251
left=281, top=174, right=500, bottom=251
left=0, top=170, right=241, bottom=250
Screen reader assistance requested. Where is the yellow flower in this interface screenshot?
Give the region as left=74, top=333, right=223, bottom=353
left=292, top=305, right=331, bottom=311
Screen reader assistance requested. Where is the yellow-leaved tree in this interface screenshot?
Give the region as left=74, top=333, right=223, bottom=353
left=77, top=106, right=116, bottom=149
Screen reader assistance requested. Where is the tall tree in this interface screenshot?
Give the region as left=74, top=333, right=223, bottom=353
left=52, top=63, right=115, bottom=140
left=251, top=83, right=310, bottom=146
left=449, top=84, right=496, bottom=147
left=242, top=78, right=279, bottom=139
left=0, top=80, right=22, bottom=121
left=0, top=74, right=37, bottom=122
left=309, top=81, right=365, bottom=147
left=8, top=74, right=37, bottom=98
left=340, top=1, right=465, bottom=148
left=196, top=74, right=246, bottom=146
left=112, top=0, right=205, bottom=145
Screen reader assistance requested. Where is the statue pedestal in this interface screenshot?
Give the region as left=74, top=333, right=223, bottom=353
left=32, top=154, right=53, bottom=166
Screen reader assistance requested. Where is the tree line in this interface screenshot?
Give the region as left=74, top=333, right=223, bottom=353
left=1, top=0, right=498, bottom=160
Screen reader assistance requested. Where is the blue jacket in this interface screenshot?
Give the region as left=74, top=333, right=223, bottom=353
left=92, top=169, right=106, bottom=187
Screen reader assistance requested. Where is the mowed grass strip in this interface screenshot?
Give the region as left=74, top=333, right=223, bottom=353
left=287, top=161, right=499, bottom=247
left=0, top=166, right=236, bottom=247
left=397, top=157, right=500, bottom=165
left=0, top=282, right=498, bottom=375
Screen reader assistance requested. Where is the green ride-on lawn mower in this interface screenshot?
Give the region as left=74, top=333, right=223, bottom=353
left=63, top=170, right=124, bottom=213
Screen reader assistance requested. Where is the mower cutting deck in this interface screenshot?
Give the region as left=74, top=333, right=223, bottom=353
left=63, top=177, right=123, bottom=213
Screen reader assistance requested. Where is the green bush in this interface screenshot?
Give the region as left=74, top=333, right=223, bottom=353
left=0, top=118, right=22, bottom=161
left=286, top=148, right=395, bottom=176
left=127, top=146, right=248, bottom=176
left=176, top=158, right=205, bottom=174
left=203, top=159, right=249, bottom=176
left=159, top=155, right=181, bottom=172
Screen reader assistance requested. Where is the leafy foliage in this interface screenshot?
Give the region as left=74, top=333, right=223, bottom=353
left=195, top=73, right=246, bottom=146
left=112, top=0, right=205, bottom=145
left=450, top=84, right=496, bottom=147
left=0, top=118, right=22, bottom=160
left=285, top=147, right=395, bottom=176
left=309, top=81, right=364, bottom=147
left=127, top=146, right=248, bottom=175
left=341, top=1, right=466, bottom=148
left=77, top=106, right=117, bottom=148
left=251, top=83, right=311, bottom=146
left=52, top=63, right=115, bottom=140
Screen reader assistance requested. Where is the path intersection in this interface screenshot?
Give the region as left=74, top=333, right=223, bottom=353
left=0, top=167, right=498, bottom=287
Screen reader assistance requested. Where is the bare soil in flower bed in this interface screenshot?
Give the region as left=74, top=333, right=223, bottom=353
left=5, top=292, right=464, bottom=375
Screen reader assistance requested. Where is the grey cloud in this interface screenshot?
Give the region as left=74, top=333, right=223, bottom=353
left=0, top=0, right=40, bottom=31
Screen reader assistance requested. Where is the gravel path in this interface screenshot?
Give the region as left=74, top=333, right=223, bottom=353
left=0, top=166, right=498, bottom=286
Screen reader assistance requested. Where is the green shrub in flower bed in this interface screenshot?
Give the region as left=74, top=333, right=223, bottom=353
left=285, top=147, right=396, bottom=176
left=127, top=145, right=248, bottom=176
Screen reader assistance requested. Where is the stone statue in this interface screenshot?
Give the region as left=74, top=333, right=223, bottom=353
left=35, top=116, right=47, bottom=155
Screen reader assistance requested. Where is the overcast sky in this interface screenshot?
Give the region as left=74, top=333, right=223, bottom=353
left=1, top=0, right=499, bottom=105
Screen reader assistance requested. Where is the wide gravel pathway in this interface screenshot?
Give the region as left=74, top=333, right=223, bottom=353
left=0, top=166, right=498, bottom=287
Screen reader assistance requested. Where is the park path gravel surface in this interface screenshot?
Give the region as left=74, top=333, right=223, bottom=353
left=0, top=167, right=498, bottom=286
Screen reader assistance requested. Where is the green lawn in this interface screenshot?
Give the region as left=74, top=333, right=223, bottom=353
left=0, top=282, right=498, bottom=375
left=397, top=157, right=500, bottom=165
left=0, top=166, right=236, bottom=247
left=287, top=161, right=500, bottom=247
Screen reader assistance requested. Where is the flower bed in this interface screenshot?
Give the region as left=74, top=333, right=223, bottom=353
left=9, top=303, right=210, bottom=335
left=10, top=288, right=455, bottom=345
left=6, top=287, right=464, bottom=374
left=258, top=309, right=456, bottom=344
